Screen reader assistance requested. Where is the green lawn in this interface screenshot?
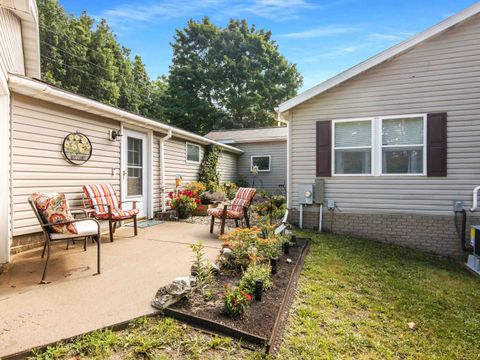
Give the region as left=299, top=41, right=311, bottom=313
left=278, top=231, right=480, bottom=359
left=31, top=231, right=480, bottom=359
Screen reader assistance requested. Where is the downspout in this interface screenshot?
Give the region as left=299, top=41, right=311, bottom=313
left=160, top=129, right=172, bottom=212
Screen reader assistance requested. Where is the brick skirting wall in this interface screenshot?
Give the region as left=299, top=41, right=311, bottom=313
left=289, top=209, right=469, bottom=258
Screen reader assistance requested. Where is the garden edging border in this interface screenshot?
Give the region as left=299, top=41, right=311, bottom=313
left=164, top=237, right=311, bottom=353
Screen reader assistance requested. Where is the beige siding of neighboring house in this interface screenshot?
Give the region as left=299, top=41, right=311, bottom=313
left=289, top=13, right=480, bottom=217
left=163, top=137, right=204, bottom=193
left=11, top=94, right=121, bottom=238
left=218, top=151, right=238, bottom=183
left=236, top=141, right=287, bottom=192
left=0, top=8, right=24, bottom=79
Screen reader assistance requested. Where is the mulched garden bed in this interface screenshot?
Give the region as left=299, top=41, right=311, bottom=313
left=166, top=237, right=310, bottom=352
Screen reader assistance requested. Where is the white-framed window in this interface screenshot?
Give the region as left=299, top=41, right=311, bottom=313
left=186, top=142, right=201, bottom=164
left=251, top=155, right=271, bottom=172
left=380, top=115, right=426, bottom=175
left=332, top=118, right=373, bottom=176
left=332, top=114, right=426, bottom=176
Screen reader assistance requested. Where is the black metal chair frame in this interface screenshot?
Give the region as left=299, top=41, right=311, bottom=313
left=28, top=199, right=101, bottom=284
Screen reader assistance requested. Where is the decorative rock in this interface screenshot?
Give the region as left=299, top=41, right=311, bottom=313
left=210, top=261, right=220, bottom=275
left=151, top=279, right=193, bottom=310
left=191, top=262, right=220, bottom=276
left=221, top=247, right=232, bottom=257
left=174, top=276, right=196, bottom=287
left=286, top=258, right=292, bottom=264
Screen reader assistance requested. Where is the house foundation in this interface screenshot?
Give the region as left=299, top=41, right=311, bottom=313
left=290, top=209, right=469, bottom=259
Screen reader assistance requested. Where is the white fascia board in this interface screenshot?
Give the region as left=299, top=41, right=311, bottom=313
left=7, top=74, right=244, bottom=155
left=278, top=2, right=480, bottom=113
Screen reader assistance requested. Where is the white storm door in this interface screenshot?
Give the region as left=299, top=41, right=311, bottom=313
left=123, top=129, right=148, bottom=218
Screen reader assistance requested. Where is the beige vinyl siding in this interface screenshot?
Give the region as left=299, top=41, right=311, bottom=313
left=11, top=94, right=121, bottom=236
left=0, top=7, right=24, bottom=79
left=236, top=141, right=287, bottom=192
left=289, top=13, right=480, bottom=216
left=163, top=137, right=203, bottom=194
left=218, top=151, right=238, bottom=183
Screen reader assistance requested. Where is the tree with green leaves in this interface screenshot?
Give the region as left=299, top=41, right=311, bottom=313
left=165, top=18, right=302, bottom=134
left=37, top=0, right=166, bottom=120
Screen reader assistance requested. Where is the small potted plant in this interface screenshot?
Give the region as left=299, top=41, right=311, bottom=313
left=168, top=190, right=201, bottom=219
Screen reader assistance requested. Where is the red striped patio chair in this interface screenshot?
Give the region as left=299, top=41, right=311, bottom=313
left=208, top=187, right=256, bottom=235
left=83, top=184, right=139, bottom=242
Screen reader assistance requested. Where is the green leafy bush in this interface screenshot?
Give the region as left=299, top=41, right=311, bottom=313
left=239, top=263, right=272, bottom=294
left=198, top=145, right=221, bottom=191
left=223, top=284, right=251, bottom=318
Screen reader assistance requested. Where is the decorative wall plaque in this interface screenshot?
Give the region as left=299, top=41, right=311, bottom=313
left=62, top=132, right=92, bottom=165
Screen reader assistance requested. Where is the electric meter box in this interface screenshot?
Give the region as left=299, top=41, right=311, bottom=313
left=470, top=225, right=480, bottom=256
left=299, top=184, right=315, bottom=205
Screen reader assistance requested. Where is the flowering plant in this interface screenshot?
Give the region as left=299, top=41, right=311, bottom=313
left=185, top=181, right=206, bottom=195
left=168, top=189, right=201, bottom=218
left=223, top=284, right=251, bottom=317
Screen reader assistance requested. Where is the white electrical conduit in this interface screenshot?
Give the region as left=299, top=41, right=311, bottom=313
left=318, top=204, right=323, bottom=233
left=470, top=185, right=480, bottom=212
left=160, top=129, right=172, bottom=212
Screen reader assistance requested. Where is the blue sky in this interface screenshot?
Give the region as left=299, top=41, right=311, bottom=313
left=60, top=0, right=478, bottom=91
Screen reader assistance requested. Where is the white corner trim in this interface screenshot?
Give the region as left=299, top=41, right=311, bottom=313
left=0, top=94, right=11, bottom=263
left=278, top=2, right=480, bottom=113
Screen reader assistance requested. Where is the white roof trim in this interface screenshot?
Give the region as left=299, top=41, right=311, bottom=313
left=278, top=2, right=480, bottom=113
left=7, top=74, right=243, bottom=154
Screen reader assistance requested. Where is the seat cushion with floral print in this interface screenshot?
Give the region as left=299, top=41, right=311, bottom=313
left=30, top=193, right=78, bottom=235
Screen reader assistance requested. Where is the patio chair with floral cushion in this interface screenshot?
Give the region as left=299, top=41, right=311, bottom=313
left=208, top=187, right=257, bottom=235
left=29, top=192, right=101, bottom=284
left=83, top=184, right=139, bottom=242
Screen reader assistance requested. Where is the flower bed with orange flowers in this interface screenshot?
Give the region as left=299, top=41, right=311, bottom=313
left=166, top=230, right=311, bottom=352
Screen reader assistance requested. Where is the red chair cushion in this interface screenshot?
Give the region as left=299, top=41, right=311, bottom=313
left=207, top=207, right=243, bottom=219
left=207, top=187, right=256, bottom=220
left=94, top=208, right=139, bottom=220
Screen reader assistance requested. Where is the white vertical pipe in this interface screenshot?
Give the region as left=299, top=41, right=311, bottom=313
left=299, top=204, right=304, bottom=229
left=319, top=204, right=323, bottom=233
left=160, top=129, right=172, bottom=211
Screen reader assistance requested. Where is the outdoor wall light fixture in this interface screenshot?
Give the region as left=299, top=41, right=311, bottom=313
left=108, top=129, right=123, bottom=141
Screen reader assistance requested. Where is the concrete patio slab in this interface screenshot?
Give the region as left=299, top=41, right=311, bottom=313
left=0, top=222, right=221, bottom=358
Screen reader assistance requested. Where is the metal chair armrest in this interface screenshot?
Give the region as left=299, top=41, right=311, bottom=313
left=42, top=218, right=100, bottom=230
left=70, top=208, right=89, bottom=218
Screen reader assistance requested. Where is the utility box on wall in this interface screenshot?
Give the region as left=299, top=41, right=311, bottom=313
left=299, top=184, right=314, bottom=204
left=315, top=179, right=324, bottom=204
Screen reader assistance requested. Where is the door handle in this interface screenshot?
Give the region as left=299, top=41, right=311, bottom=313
left=123, top=170, right=127, bottom=179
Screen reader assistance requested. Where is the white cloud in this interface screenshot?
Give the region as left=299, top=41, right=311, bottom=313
left=279, top=25, right=357, bottom=39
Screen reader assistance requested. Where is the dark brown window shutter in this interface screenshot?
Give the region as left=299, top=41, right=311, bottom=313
left=316, top=120, right=332, bottom=177
left=427, top=112, right=447, bottom=177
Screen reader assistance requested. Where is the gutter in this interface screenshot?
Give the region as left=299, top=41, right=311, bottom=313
left=7, top=74, right=243, bottom=155
left=160, top=129, right=172, bottom=212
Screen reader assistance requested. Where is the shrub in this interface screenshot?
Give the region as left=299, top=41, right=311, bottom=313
left=185, top=181, right=206, bottom=195
left=220, top=227, right=262, bottom=269
left=220, top=226, right=284, bottom=269
left=223, top=284, right=251, bottom=317
left=239, top=263, right=272, bottom=294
